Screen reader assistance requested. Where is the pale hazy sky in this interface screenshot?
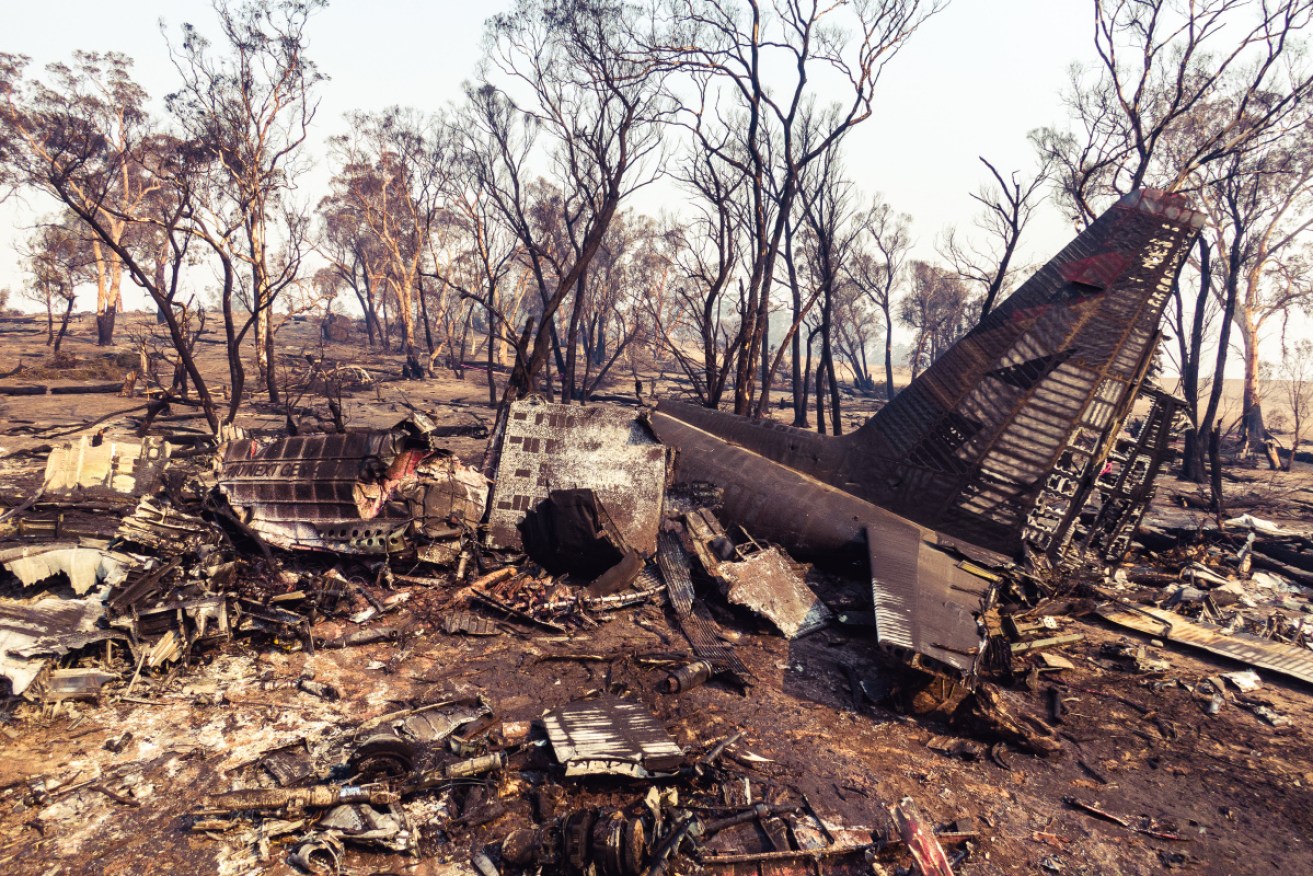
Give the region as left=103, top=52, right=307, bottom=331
left=0, top=0, right=1089, bottom=307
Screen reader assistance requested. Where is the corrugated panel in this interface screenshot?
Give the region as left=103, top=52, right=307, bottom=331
left=215, top=427, right=490, bottom=555
left=1098, top=604, right=1313, bottom=685
left=866, top=521, right=990, bottom=677
left=850, top=190, right=1203, bottom=557
left=656, top=533, right=751, bottom=680
left=542, top=696, right=684, bottom=777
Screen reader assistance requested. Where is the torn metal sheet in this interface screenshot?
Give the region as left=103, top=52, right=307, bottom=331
left=116, top=497, right=225, bottom=555
left=486, top=401, right=669, bottom=555
left=41, top=668, right=118, bottom=700
left=542, top=696, right=684, bottom=778
left=0, top=596, right=118, bottom=696
left=399, top=699, right=493, bottom=743
left=217, top=417, right=487, bottom=554
left=42, top=436, right=170, bottom=498
left=720, top=548, right=832, bottom=639
left=0, top=543, right=134, bottom=595
left=316, top=803, right=414, bottom=853
left=656, top=532, right=751, bottom=682
left=442, top=610, right=500, bottom=637
left=1097, top=604, right=1313, bottom=685
left=649, top=412, right=997, bottom=679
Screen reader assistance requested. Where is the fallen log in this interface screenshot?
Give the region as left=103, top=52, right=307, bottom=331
left=0, top=381, right=124, bottom=396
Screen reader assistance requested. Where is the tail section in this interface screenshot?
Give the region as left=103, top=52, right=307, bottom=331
left=657, top=190, right=1203, bottom=561
left=843, top=189, right=1203, bottom=558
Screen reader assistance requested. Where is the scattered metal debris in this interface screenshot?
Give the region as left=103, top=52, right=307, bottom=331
left=217, top=415, right=487, bottom=554
left=1097, top=604, right=1313, bottom=685
left=656, top=532, right=751, bottom=684
left=42, top=435, right=171, bottom=499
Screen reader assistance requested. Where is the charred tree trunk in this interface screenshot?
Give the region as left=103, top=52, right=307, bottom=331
left=564, top=270, right=586, bottom=403
left=1209, top=425, right=1225, bottom=519
left=52, top=295, right=75, bottom=354
left=96, top=306, right=116, bottom=347
left=1180, top=240, right=1211, bottom=482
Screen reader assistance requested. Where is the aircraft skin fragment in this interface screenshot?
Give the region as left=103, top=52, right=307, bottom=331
left=485, top=400, right=669, bottom=556
left=217, top=419, right=487, bottom=554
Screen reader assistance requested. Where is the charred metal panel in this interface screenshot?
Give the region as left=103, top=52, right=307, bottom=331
left=854, top=190, right=1202, bottom=559
left=0, top=596, right=118, bottom=696
left=217, top=421, right=486, bottom=554
left=0, top=543, right=134, bottom=595
left=720, top=548, right=832, bottom=639
left=865, top=521, right=990, bottom=676
left=542, top=695, right=684, bottom=777
left=656, top=531, right=751, bottom=681
left=487, top=401, right=669, bottom=555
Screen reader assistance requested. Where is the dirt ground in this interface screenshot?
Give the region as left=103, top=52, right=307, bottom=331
left=1, top=313, right=1312, bottom=876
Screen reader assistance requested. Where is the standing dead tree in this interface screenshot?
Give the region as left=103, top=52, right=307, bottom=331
left=899, top=260, right=973, bottom=380
left=848, top=195, right=911, bottom=401
left=1035, top=0, right=1313, bottom=225
left=0, top=55, right=222, bottom=430
left=794, top=143, right=860, bottom=434
left=1, top=54, right=161, bottom=347
left=165, top=0, right=324, bottom=404
left=653, top=142, right=743, bottom=408
left=1200, top=127, right=1313, bottom=455
left=461, top=0, right=671, bottom=442
left=317, top=187, right=387, bottom=349
left=22, top=220, right=92, bottom=352
left=939, top=155, right=1050, bottom=320
left=657, top=0, right=946, bottom=417
left=1280, top=338, right=1313, bottom=470
left=327, top=108, right=450, bottom=375
left=1033, top=0, right=1313, bottom=508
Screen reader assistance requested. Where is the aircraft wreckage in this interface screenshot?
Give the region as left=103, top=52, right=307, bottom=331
left=0, top=188, right=1209, bottom=701
left=205, top=188, right=1206, bottom=682
left=648, top=188, right=1205, bottom=677
left=15, top=188, right=1313, bottom=873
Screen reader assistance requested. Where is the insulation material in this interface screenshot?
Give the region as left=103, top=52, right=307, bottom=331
left=720, top=548, right=832, bottom=639
left=543, top=696, right=684, bottom=778
left=0, top=543, right=133, bottom=595
left=487, top=401, right=669, bottom=555
left=42, top=436, right=169, bottom=498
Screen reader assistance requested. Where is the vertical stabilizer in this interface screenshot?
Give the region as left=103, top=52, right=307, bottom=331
left=845, top=190, right=1203, bottom=557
